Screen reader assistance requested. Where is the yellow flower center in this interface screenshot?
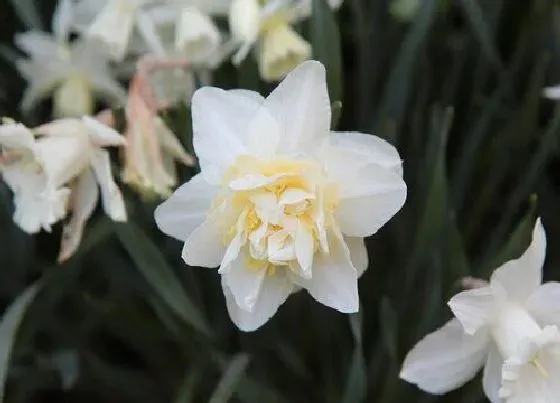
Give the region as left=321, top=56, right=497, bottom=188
left=215, top=155, right=339, bottom=274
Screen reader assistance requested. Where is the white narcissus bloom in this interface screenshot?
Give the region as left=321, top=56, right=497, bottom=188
left=154, top=61, right=406, bottom=331
left=15, top=31, right=126, bottom=117
left=0, top=117, right=127, bottom=262
left=229, top=0, right=343, bottom=82
left=400, top=218, right=560, bottom=402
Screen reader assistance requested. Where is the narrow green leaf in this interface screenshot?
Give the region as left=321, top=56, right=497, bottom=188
left=379, top=298, right=398, bottom=364
left=115, top=223, right=211, bottom=336
left=458, top=0, right=504, bottom=73
left=209, top=353, right=250, bottom=403
left=341, top=313, right=367, bottom=403
left=376, top=0, right=438, bottom=128
left=0, top=282, right=42, bottom=402
left=310, top=0, right=343, bottom=103
left=331, top=101, right=343, bottom=130
left=9, top=0, right=43, bottom=29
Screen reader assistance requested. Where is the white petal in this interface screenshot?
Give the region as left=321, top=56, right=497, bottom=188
left=345, top=237, right=368, bottom=277
left=181, top=213, right=227, bottom=267
left=58, top=169, right=99, bottom=262
left=295, top=229, right=359, bottom=313
left=52, top=0, right=73, bottom=41
left=191, top=87, right=262, bottom=183
left=335, top=164, right=407, bottom=237
left=89, top=150, right=126, bottom=221
left=247, top=106, right=281, bottom=157
left=543, top=84, right=560, bottom=100
left=82, top=116, right=126, bottom=147
left=490, top=218, right=546, bottom=302
left=222, top=270, right=295, bottom=332
left=264, top=60, right=331, bottom=153
left=222, top=254, right=266, bottom=311
left=330, top=131, right=404, bottom=175
left=154, top=173, right=218, bottom=241
left=482, top=343, right=503, bottom=403
left=295, top=221, right=314, bottom=278
left=527, top=283, right=560, bottom=326
left=400, top=319, right=490, bottom=395
left=15, top=32, right=62, bottom=59
left=448, top=286, right=498, bottom=335
left=156, top=118, right=195, bottom=166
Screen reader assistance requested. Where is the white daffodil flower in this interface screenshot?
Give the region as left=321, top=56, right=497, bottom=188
left=229, top=0, right=343, bottom=82
left=122, top=74, right=195, bottom=198
left=154, top=61, right=406, bottom=331
left=15, top=31, right=126, bottom=117
left=400, top=218, right=560, bottom=402
left=0, top=117, right=127, bottom=261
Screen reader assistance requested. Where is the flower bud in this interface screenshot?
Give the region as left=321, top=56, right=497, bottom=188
left=229, top=0, right=261, bottom=64
left=175, top=7, right=221, bottom=65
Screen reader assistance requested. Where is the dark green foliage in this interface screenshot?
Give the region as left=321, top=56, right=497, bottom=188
left=0, top=0, right=559, bottom=402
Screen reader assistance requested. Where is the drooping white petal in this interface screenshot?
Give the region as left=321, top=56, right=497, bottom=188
left=400, top=319, right=490, bottom=395
left=294, top=229, right=359, bottom=313
left=58, top=169, right=99, bottom=262
left=222, top=270, right=295, bottom=332
left=482, top=343, right=503, bottom=403
left=335, top=164, right=407, bottom=237
left=222, top=253, right=267, bottom=311
left=89, top=150, right=127, bottom=221
left=175, top=6, right=221, bottom=65
left=229, top=0, right=261, bottom=64
left=490, top=218, right=546, bottom=302
left=181, top=213, right=228, bottom=267
left=191, top=87, right=262, bottom=183
left=82, top=116, right=126, bottom=147
left=154, top=174, right=218, bottom=241
left=527, top=283, right=560, bottom=326
left=87, top=0, right=136, bottom=61
left=345, top=236, right=368, bottom=277
left=264, top=60, right=331, bottom=153
left=448, top=286, right=498, bottom=335
left=13, top=185, right=70, bottom=234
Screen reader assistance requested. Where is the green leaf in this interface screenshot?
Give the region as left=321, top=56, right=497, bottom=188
left=341, top=313, right=367, bottom=403
left=310, top=0, right=343, bottom=103
left=115, top=223, right=211, bottom=336
left=9, top=0, right=43, bottom=29
left=209, top=353, right=250, bottom=403
left=0, top=282, right=42, bottom=402
left=458, top=0, right=504, bottom=73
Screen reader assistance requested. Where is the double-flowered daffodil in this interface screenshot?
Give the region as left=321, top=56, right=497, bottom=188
left=154, top=61, right=406, bottom=331
left=401, top=218, right=560, bottom=402
left=0, top=117, right=127, bottom=262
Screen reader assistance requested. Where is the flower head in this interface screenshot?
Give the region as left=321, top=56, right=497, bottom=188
left=15, top=30, right=126, bottom=117
left=122, top=72, right=195, bottom=198
left=229, top=0, right=342, bottom=81
left=400, top=218, right=560, bottom=402
left=0, top=117, right=127, bottom=261
left=155, top=61, right=406, bottom=331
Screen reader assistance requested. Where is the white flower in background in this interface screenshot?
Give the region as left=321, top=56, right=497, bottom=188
left=0, top=117, right=127, bottom=262
left=154, top=61, right=406, bottom=331
left=15, top=0, right=125, bottom=117
left=122, top=73, right=195, bottom=198
left=543, top=84, right=560, bottom=100
left=400, top=218, right=560, bottom=402
left=72, top=0, right=229, bottom=62
left=229, top=0, right=343, bottom=81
